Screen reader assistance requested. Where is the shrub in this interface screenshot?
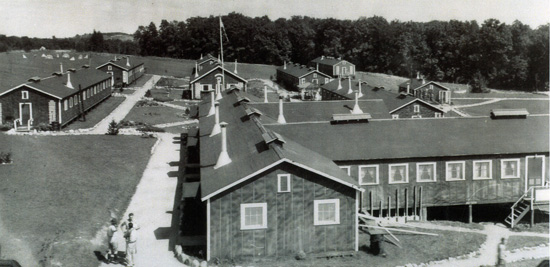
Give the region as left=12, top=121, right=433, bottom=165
left=144, top=90, right=152, bottom=98
left=295, top=250, right=307, bottom=260
left=106, top=120, right=119, bottom=135
left=0, top=152, right=12, bottom=164
left=153, top=96, right=173, bottom=102
left=0, top=123, right=13, bottom=131
left=137, top=125, right=165, bottom=133
left=33, top=123, right=52, bottom=131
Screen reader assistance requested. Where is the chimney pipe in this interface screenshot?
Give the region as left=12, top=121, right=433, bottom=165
left=264, top=85, right=268, bottom=103
left=337, top=77, right=342, bottom=90
left=277, top=98, right=286, bottom=124
left=406, top=83, right=410, bottom=94
left=347, top=78, right=353, bottom=94
left=234, top=59, right=238, bottom=74
left=200, top=53, right=203, bottom=59
left=66, top=72, right=74, bottom=89
left=316, top=63, right=319, bottom=71
left=217, top=54, right=220, bottom=62
left=210, top=102, right=221, bottom=136
left=60, top=63, right=63, bottom=73
left=126, top=57, right=130, bottom=67
left=321, top=55, right=325, bottom=60
left=416, top=72, right=420, bottom=79
left=351, top=90, right=363, bottom=114
left=422, top=78, right=425, bottom=85
left=195, top=62, right=199, bottom=78
left=215, top=80, right=223, bottom=101
left=358, top=79, right=363, bottom=98
left=213, top=122, right=231, bottom=169
left=284, top=61, right=287, bottom=70
left=207, top=91, right=215, bottom=116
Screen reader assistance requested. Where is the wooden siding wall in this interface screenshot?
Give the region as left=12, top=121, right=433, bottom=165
left=0, top=88, right=55, bottom=125
left=196, top=69, right=244, bottom=88
left=60, top=79, right=112, bottom=126
left=333, top=61, right=355, bottom=77
left=415, top=85, right=446, bottom=103
left=276, top=69, right=299, bottom=91
left=209, top=162, right=356, bottom=259
left=98, top=65, right=123, bottom=86
left=338, top=154, right=550, bottom=211
left=393, top=102, right=441, bottom=118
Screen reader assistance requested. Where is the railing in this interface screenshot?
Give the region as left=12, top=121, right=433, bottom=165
left=510, top=184, right=550, bottom=226
left=27, top=118, right=33, bottom=131
left=13, top=119, right=20, bottom=128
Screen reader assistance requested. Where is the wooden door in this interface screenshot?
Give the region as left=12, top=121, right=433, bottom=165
left=20, top=103, right=31, bottom=124
left=48, top=100, right=56, bottom=123
left=526, top=156, right=545, bottom=191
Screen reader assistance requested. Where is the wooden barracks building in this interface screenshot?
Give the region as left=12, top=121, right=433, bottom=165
left=308, top=56, right=356, bottom=78
left=189, top=59, right=248, bottom=100
left=0, top=67, right=112, bottom=130
left=184, top=86, right=549, bottom=260
left=96, top=56, right=145, bottom=87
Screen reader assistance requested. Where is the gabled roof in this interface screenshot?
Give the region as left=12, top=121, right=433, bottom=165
left=197, top=54, right=218, bottom=66
left=265, top=115, right=550, bottom=161
left=310, top=56, right=354, bottom=66
left=321, top=78, right=444, bottom=113
left=199, top=91, right=362, bottom=201
left=190, top=63, right=247, bottom=84
left=389, top=98, right=445, bottom=113
left=249, top=100, right=391, bottom=122
left=96, top=56, right=144, bottom=71
left=0, top=68, right=111, bottom=99
left=398, top=78, right=425, bottom=89
left=277, top=64, right=332, bottom=79
left=413, top=81, right=451, bottom=91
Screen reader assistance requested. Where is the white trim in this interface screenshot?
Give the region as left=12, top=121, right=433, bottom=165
left=58, top=100, right=62, bottom=123
left=339, top=166, right=351, bottom=176
left=411, top=115, right=422, bottom=119
left=0, top=84, right=62, bottom=99
left=389, top=163, right=409, bottom=184
left=500, top=158, right=521, bottom=179
left=416, top=162, right=437, bottom=182
left=240, top=203, right=268, bottom=230
left=389, top=98, right=445, bottom=113
left=314, top=199, right=340, bottom=225
left=18, top=102, right=33, bottom=122
left=206, top=199, right=210, bottom=261
left=445, top=161, right=466, bottom=181
left=277, top=174, right=291, bottom=193
left=412, top=81, right=452, bottom=91
left=392, top=114, right=399, bottom=119
left=525, top=155, right=546, bottom=192
left=413, top=104, right=420, bottom=113
left=473, top=160, right=493, bottom=180
left=190, top=65, right=247, bottom=84
left=297, top=70, right=331, bottom=79
left=21, top=90, right=29, bottom=99
left=358, top=165, right=379, bottom=185
left=201, top=159, right=363, bottom=201
left=355, top=191, right=359, bottom=251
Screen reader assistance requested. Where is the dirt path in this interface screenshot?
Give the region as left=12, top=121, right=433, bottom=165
left=98, top=133, right=182, bottom=267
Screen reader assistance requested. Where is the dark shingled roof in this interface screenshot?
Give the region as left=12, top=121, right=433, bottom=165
left=191, top=63, right=247, bottom=84
left=198, top=91, right=361, bottom=200
left=321, top=78, right=444, bottom=112
left=398, top=78, right=426, bottom=89
left=310, top=56, right=354, bottom=67
left=264, top=115, right=550, bottom=161
left=249, top=100, right=392, bottom=122
left=276, top=64, right=331, bottom=79
left=96, top=56, right=144, bottom=71
left=197, top=54, right=218, bottom=66
left=0, top=68, right=111, bottom=99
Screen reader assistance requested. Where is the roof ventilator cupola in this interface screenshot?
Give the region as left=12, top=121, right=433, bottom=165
left=351, top=90, right=363, bottom=114
left=207, top=91, right=216, bottom=116
left=66, top=72, right=74, bottom=89
left=347, top=78, right=353, bottom=94
left=262, top=131, right=286, bottom=147
left=245, top=107, right=263, bottom=118
left=277, top=97, right=287, bottom=124
left=213, top=122, right=231, bottom=169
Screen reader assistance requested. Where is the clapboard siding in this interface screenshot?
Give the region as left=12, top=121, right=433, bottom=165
left=209, top=162, right=356, bottom=259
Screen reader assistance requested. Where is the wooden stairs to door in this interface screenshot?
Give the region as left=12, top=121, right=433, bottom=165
left=505, top=184, right=550, bottom=227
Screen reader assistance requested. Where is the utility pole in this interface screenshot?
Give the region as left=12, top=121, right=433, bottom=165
left=78, top=84, right=86, bottom=121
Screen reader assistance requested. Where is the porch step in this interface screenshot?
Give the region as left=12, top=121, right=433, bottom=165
left=16, top=127, right=31, bottom=132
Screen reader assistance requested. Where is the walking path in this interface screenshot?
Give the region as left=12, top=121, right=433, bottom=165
left=99, top=133, right=182, bottom=267
left=153, top=120, right=198, bottom=128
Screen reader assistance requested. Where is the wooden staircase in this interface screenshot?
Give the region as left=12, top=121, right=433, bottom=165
left=506, top=184, right=550, bottom=227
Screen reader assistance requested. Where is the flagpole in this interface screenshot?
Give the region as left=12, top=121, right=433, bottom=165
left=220, top=16, right=225, bottom=93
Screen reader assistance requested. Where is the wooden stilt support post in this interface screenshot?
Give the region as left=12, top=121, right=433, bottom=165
left=405, top=188, right=409, bottom=217
left=530, top=206, right=535, bottom=228
left=369, top=191, right=373, bottom=215
left=379, top=200, right=383, bottom=218
left=413, top=186, right=417, bottom=218
left=387, top=196, right=391, bottom=218
left=396, top=189, right=400, bottom=218
left=419, top=186, right=424, bottom=221
left=468, top=204, right=473, bottom=224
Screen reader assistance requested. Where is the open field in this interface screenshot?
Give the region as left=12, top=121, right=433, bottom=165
left=453, top=90, right=549, bottom=99
left=356, top=71, right=409, bottom=92
left=507, top=236, right=550, bottom=251
left=458, top=99, right=550, bottom=116
left=216, top=229, right=485, bottom=267
left=0, top=135, right=156, bottom=266
left=123, top=104, right=188, bottom=125
left=64, top=96, right=125, bottom=130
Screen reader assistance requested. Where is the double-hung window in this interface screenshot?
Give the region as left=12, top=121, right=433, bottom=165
left=446, top=161, right=465, bottom=181
left=21, top=91, right=29, bottom=100
left=389, top=164, right=408, bottom=184
left=413, top=104, right=420, bottom=113
left=473, top=160, right=492, bottom=180
left=240, top=203, right=267, bottom=230
left=339, top=166, right=351, bottom=176
left=359, top=165, right=379, bottom=185
left=417, top=163, right=436, bottom=182
left=501, top=159, right=520, bottom=179
left=314, top=199, right=340, bottom=225
left=278, top=174, right=291, bottom=192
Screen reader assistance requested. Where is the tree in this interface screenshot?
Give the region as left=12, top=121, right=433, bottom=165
left=106, top=120, right=119, bottom=135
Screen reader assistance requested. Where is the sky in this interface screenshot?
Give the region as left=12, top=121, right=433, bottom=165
left=1, top=0, right=549, bottom=38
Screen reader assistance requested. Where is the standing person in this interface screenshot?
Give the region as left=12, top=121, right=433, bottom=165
left=497, top=237, right=507, bottom=267
left=125, top=223, right=138, bottom=267
left=106, top=218, right=119, bottom=263
left=121, top=213, right=140, bottom=231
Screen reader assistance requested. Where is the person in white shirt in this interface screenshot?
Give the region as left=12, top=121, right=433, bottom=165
left=106, top=218, right=119, bottom=262
left=121, top=213, right=140, bottom=232
left=125, top=223, right=138, bottom=267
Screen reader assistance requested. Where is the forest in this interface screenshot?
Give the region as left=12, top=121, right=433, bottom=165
left=1, top=13, right=548, bottom=91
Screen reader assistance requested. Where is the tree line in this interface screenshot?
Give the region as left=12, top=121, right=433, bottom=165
left=134, top=13, right=548, bottom=91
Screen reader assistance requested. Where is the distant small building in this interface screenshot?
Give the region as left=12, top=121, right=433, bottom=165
left=276, top=62, right=332, bottom=91
left=398, top=76, right=451, bottom=104
left=39, top=46, right=46, bottom=51
left=308, top=56, right=356, bottom=78
left=189, top=62, right=247, bottom=100
left=0, top=68, right=112, bottom=129
left=96, top=56, right=145, bottom=87
left=196, top=54, right=219, bottom=71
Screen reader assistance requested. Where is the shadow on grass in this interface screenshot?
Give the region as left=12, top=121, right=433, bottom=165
left=93, top=251, right=107, bottom=263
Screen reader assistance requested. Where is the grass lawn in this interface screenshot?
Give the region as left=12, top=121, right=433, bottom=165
left=429, top=220, right=485, bottom=230
left=507, top=236, right=550, bottom=251
left=123, top=105, right=188, bottom=125
left=0, top=135, right=156, bottom=267
left=507, top=258, right=549, bottom=267
left=128, top=73, right=153, bottom=88
left=452, top=90, right=549, bottom=99
left=458, top=99, right=550, bottom=116
left=356, top=71, right=409, bottom=93
left=156, top=77, right=188, bottom=87
left=451, top=99, right=491, bottom=106
left=512, top=223, right=550, bottom=234
left=216, top=229, right=485, bottom=267
left=149, top=88, right=183, bottom=100
left=63, top=96, right=125, bottom=130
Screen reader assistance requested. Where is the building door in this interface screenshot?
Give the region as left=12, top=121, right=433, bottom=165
left=312, top=79, right=318, bottom=84
left=526, top=156, right=545, bottom=191
left=48, top=100, right=56, bottom=123
left=123, top=71, right=128, bottom=84
left=19, top=103, right=32, bottom=125
left=107, top=72, right=114, bottom=86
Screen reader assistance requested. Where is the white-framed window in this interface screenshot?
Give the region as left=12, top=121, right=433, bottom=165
left=83, top=91, right=86, bottom=100
left=278, top=174, right=291, bottom=193
left=21, top=91, right=29, bottom=99
left=501, top=159, right=520, bottom=179
left=413, top=104, right=420, bottom=113
left=69, top=97, right=73, bottom=108
left=389, top=164, right=408, bottom=184
left=240, top=203, right=267, bottom=230
left=313, top=73, right=317, bottom=78
left=446, top=161, right=465, bottom=181
left=300, top=78, right=305, bottom=85
left=324, top=78, right=329, bottom=83
left=314, top=199, right=340, bottom=225
left=108, top=65, right=112, bottom=70
left=411, top=115, right=422, bottom=118
left=339, top=166, right=351, bottom=176
left=392, top=114, right=399, bottom=119
left=94, top=86, right=97, bottom=95
left=64, top=100, right=68, bottom=111
left=416, top=162, right=437, bottom=182
left=359, top=165, right=379, bottom=185
left=429, top=84, right=433, bottom=89
left=473, top=160, right=492, bottom=180
left=435, top=112, right=442, bottom=118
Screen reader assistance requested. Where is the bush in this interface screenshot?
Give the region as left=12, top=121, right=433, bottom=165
left=137, top=125, right=165, bottom=133
left=295, top=251, right=307, bottom=260
left=153, top=96, right=173, bottom=102
left=106, top=119, right=119, bottom=135
left=0, top=152, right=12, bottom=164
left=33, top=123, right=53, bottom=131
left=136, top=100, right=160, bottom=107
left=144, top=90, right=152, bottom=98
left=0, top=123, right=13, bottom=131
